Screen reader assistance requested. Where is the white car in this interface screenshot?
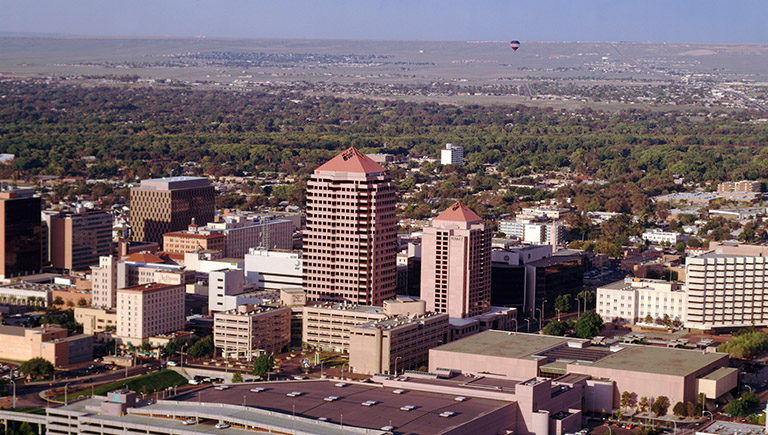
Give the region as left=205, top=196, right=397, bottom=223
left=167, top=361, right=178, bottom=367
left=182, top=418, right=197, bottom=425
left=214, top=385, right=230, bottom=390
left=215, top=422, right=230, bottom=429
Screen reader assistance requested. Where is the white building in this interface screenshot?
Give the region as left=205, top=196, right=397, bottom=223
left=208, top=268, right=245, bottom=313
left=499, top=219, right=564, bottom=248
left=642, top=229, right=688, bottom=245
left=207, top=214, right=293, bottom=258
left=91, top=256, right=118, bottom=308
left=244, top=249, right=302, bottom=291
left=440, top=143, right=463, bottom=166
left=597, top=278, right=687, bottom=325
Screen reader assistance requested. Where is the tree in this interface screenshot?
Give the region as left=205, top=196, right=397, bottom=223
left=231, top=372, right=243, bottom=383
left=685, top=402, right=697, bottom=417
left=639, top=396, right=650, bottom=413
left=651, top=396, right=670, bottom=417
left=542, top=320, right=569, bottom=336
left=20, top=357, right=54, bottom=378
left=77, top=298, right=88, bottom=306
left=252, top=354, right=274, bottom=377
left=554, top=294, right=573, bottom=313
left=141, top=342, right=152, bottom=352
left=187, top=336, right=214, bottom=358
left=574, top=311, right=603, bottom=339
left=620, top=391, right=633, bottom=409
left=53, top=296, right=64, bottom=306
left=644, top=314, right=654, bottom=324
left=672, top=401, right=686, bottom=417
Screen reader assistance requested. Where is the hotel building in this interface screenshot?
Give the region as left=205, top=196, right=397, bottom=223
left=421, top=201, right=492, bottom=318
left=116, top=282, right=185, bottom=346
left=303, top=147, right=397, bottom=305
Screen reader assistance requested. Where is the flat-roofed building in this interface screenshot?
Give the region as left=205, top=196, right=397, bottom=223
left=597, top=278, right=687, bottom=325
left=208, top=214, right=293, bottom=257
left=75, top=306, right=117, bottom=336
left=0, top=188, right=41, bottom=280
left=244, top=249, right=302, bottom=291
left=440, top=143, right=464, bottom=166
left=213, top=303, right=291, bottom=360
left=91, top=255, right=118, bottom=308
left=429, top=330, right=734, bottom=409
left=349, top=311, right=449, bottom=375
left=129, top=176, right=215, bottom=247
left=0, top=324, right=92, bottom=367
left=162, top=223, right=226, bottom=254
left=0, top=281, right=64, bottom=306
left=49, top=208, right=112, bottom=271
left=718, top=180, right=761, bottom=193
left=116, top=282, right=184, bottom=346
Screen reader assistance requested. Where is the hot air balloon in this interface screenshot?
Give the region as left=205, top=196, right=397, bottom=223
left=510, top=40, right=520, bottom=51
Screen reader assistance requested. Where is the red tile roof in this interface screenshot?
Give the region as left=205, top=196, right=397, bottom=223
left=315, top=147, right=386, bottom=174
left=434, top=201, right=482, bottom=224
left=123, top=252, right=165, bottom=264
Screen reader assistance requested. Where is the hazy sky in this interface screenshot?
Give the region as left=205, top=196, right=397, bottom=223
left=1, top=0, right=766, bottom=44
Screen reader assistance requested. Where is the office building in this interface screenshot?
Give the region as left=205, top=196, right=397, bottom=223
left=74, top=306, right=117, bottom=336
left=213, top=303, right=291, bottom=360
left=0, top=188, right=41, bottom=280
left=642, top=229, right=688, bottom=245
left=129, top=177, right=215, bottom=247
left=303, top=147, right=397, bottom=305
left=525, top=255, right=585, bottom=317
left=91, top=256, right=118, bottom=308
left=116, top=283, right=185, bottom=346
left=421, top=201, right=492, bottom=318
left=490, top=245, right=551, bottom=310
left=440, top=143, right=463, bottom=166
left=162, top=224, right=226, bottom=254
left=0, top=324, right=92, bottom=367
left=244, top=249, right=302, bottom=291
left=208, top=214, right=293, bottom=257
left=49, top=208, right=112, bottom=271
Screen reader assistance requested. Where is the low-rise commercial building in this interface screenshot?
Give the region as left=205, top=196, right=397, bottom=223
left=75, top=306, right=117, bottom=335
left=0, top=324, right=92, bottom=367
left=214, top=303, right=291, bottom=360
left=597, top=278, right=687, bottom=325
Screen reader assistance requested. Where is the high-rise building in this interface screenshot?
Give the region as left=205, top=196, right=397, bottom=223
left=421, top=201, right=492, bottom=318
left=129, top=177, right=215, bottom=248
left=116, top=282, right=185, bottom=346
left=91, top=256, right=118, bottom=308
left=0, top=188, right=41, bottom=280
left=303, top=147, right=397, bottom=305
left=440, top=143, right=464, bottom=166
left=49, top=208, right=112, bottom=271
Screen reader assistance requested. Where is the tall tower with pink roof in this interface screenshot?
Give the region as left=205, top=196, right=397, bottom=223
left=421, top=201, right=492, bottom=318
left=303, top=147, right=397, bottom=305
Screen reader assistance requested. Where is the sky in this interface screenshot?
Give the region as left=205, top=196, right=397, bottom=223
left=1, top=0, right=766, bottom=44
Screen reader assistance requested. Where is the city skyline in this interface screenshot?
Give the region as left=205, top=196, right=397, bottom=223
left=0, top=0, right=766, bottom=44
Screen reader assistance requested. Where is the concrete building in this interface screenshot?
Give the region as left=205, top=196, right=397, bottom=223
left=208, top=214, right=293, bottom=257
left=520, top=207, right=572, bottom=220
left=116, top=283, right=185, bottom=346
left=303, top=302, right=387, bottom=352
left=642, top=229, right=688, bottom=245
left=718, top=180, right=761, bottom=193
left=162, top=222, right=226, bottom=254
left=429, top=330, right=736, bottom=410
left=349, top=310, right=449, bottom=375
left=421, top=201, right=492, bottom=319
left=129, top=177, right=215, bottom=247
left=597, top=278, right=687, bottom=325
left=244, top=249, right=302, bottom=291
left=117, top=252, right=193, bottom=290
left=208, top=268, right=245, bottom=313
left=91, top=256, right=118, bottom=308
left=74, top=306, right=117, bottom=336
left=440, top=143, right=464, bottom=166
left=303, top=147, right=397, bottom=305
left=48, top=208, right=112, bottom=272
left=499, top=218, right=564, bottom=249
left=0, top=188, right=41, bottom=280
left=0, top=281, right=64, bottom=306
left=0, top=324, right=92, bottom=367
left=213, top=303, right=291, bottom=360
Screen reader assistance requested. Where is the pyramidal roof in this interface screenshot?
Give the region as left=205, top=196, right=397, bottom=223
left=434, top=201, right=482, bottom=224
left=315, top=147, right=387, bottom=174
left=123, top=252, right=165, bottom=264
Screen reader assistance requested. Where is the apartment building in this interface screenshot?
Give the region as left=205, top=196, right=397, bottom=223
left=0, top=324, right=92, bottom=366
left=49, top=208, right=112, bottom=271
left=349, top=311, right=449, bottom=375
left=213, top=304, right=291, bottom=360
left=116, top=283, right=185, bottom=346
left=421, top=201, right=492, bottom=319
left=642, top=229, right=688, bottom=245
left=718, top=180, right=761, bottom=193
left=440, top=143, right=464, bottom=165
left=130, top=177, right=215, bottom=247
left=303, top=147, right=397, bottom=305
left=0, top=188, right=41, bottom=280
left=597, top=278, right=687, bottom=325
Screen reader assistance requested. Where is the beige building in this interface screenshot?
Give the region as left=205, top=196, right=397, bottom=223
left=91, top=256, right=118, bottom=308
left=597, top=278, right=687, bottom=325
left=116, top=283, right=185, bottom=346
left=303, top=298, right=429, bottom=353
left=303, top=147, right=397, bottom=305
left=49, top=208, right=112, bottom=271
left=421, top=201, right=492, bottom=318
left=349, top=311, right=448, bottom=375
left=163, top=224, right=226, bottom=254
left=0, top=324, right=92, bottom=367
left=75, top=306, right=117, bottom=335
left=429, top=331, right=736, bottom=410
left=129, top=177, right=215, bottom=247
left=214, top=304, right=291, bottom=360
left=718, top=180, right=761, bottom=193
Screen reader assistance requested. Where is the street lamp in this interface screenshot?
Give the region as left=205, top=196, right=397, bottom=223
left=180, top=344, right=187, bottom=368
left=576, top=298, right=582, bottom=317
left=525, top=318, right=531, bottom=332
left=511, top=318, right=518, bottom=332
left=702, top=410, right=713, bottom=422
left=394, top=356, right=403, bottom=376
left=10, top=380, right=15, bottom=409
left=65, top=382, right=71, bottom=406
left=341, top=363, right=348, bottom=380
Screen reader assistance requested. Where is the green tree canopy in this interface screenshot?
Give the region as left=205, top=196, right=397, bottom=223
left=542, top=320, right=569, bottom=336
left=20, top=357, right=54, bottom=378
left=574, top=311, right=603, bottom=339
left=651, top=395, right=670, bottom=417
left=252, top=354, right=275, bottom=377
left=231, top=372, right=244, bottom=383
left=554, top=294, right=572, bottom=313
left=187, top=336, right=214, bottom=358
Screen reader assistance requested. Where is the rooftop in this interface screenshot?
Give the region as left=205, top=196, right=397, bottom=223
left=433, top=331, right=573, bottom=360
left=122, top=252, right=166, bottom=264
left=119, top=282, right=181, bottom=293
left=136, top=176, right=210, bottom=191
left=315, top=147, right=387, bottom=175
left=583, top=344, right=727, bottom=376
left=434, top=201, right=482, bottom=224
left=699, top=421, right=765, bottom=435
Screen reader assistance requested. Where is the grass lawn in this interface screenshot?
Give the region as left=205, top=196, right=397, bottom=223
left=56, top=370, right=188, bottom=401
